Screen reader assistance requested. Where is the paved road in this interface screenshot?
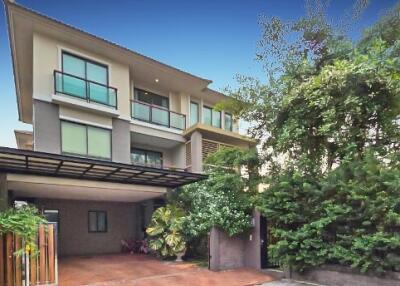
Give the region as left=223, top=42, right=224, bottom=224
left=262, top=279, right=324, bottom=286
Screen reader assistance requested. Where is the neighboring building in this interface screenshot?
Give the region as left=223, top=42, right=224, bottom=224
left=0, top=0, right=256, bottom=257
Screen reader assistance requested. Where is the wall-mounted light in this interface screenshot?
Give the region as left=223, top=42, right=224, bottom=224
left=155, top=78, right=159, bottom=83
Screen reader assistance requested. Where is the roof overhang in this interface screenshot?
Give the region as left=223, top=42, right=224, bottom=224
left=183, top=123, right=258, bottom=147
left=3, top=1, right=221, bottom=123
left=0, top=147, right=207, bottom=188
left=14, top=130, right=33, bottom=150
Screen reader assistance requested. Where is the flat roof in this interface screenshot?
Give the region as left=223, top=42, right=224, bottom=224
left=0, top=147, right=207, bottom=188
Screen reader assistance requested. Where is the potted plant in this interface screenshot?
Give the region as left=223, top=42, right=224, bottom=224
left=146, top=205, right=187, bottom=261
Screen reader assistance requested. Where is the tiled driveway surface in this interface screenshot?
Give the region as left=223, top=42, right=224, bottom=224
left=59, top=254, right=275, bottom=286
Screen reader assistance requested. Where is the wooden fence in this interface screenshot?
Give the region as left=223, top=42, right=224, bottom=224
left=0, top=224, right=57, bottom=286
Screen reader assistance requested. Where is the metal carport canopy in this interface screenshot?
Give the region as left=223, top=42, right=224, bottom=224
left=0, top=147, right=207, bottom=188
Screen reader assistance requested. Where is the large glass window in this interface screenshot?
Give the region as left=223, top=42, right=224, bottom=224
left=190, top=102, right=199, bottom=126
left=88, top=211, right=107, bottom=233
left=224, top=113, right=233, bottom=131
left=61, top=121, right=111, bottom=160
left=62, top=52, right=108, bottom=85
left=60, top=52, right=114, bottom=106
left=134, top=89, right=168, bottom=109
left=131, top=149, right=163, bottom=168
left=203, top=106, right=212, bottom=126
left=203, top=106, right=221, bottom=128
left=212, top=110, right=221, bottom=128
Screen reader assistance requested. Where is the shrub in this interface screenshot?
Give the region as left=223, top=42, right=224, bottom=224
left=258, top=153, right=400, bottom=273
left=0, top=205, right=47, bottom=257
left=146, top=205, right=186, bottom=257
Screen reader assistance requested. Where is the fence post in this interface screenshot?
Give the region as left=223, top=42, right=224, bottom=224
left=48, top=225, right=55, bottom=283
left=15, top=235, right=22, bottom=286
left=5, top=233, right=13, bottom=286
left=39, top=225, right=46, bottom=284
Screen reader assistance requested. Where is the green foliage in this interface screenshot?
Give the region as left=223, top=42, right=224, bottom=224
left=258, top=153, right=400, bottom=273
left=223, top=0, right=400, bottom=274
left=170, top=147, right=257, bottom=238
left=146, top=205, right=187, bottom=257
left=0, top=205, right=47, bottom=257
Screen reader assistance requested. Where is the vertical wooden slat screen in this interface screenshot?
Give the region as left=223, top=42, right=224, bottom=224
left=38, top=225, right=46, bottom=284
left=30, top=247, right=37, bottom=286
left=47, top=225, right=55, bottom=283
left=5, top=233, right=13, bottom=286
left=14, top=235, right=22, bottom=286
left=0, top=234, right=4, bottom=286
left=1, top=224, right=57, bottom=286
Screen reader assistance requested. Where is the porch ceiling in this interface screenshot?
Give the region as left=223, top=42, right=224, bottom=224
left=0, top=147, right=206, bottom=188
left=8, top=174, right=164, bottom=202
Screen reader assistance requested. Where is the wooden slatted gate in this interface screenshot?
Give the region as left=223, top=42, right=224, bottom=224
left=0, top=224, right=57, bottom=286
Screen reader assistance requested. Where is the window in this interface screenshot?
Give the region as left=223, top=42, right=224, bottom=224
left=203, top=106, right=221, bottom=128
left=134, top=88, right=168, bottom=109
left=131, top=149, right=163, bottom=168
left=224, top=113, right=233, bottom=131
left=203, top=106, right=212, bottom=126
left=190, top=102, right=199, bottom=126
left=212, top=110, right=221, bottom=128
left=61, top=52, right=112, bottom=106
left=88, top=211, right=107, bottom=233
left=62, top=52, right=108, bottom=85
left=61, top=121, right=111, bottom=160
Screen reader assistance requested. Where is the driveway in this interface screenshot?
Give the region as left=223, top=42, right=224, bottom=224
left=58, top=254, right=275, bottom=286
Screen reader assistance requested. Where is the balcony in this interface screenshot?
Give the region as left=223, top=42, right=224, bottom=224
left=54, top=70, right=117, bottom=109
left=131, top=100, right=186, bottom=130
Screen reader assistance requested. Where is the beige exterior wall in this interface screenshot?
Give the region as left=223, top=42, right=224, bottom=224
left=32, top=33, right=131, bottom=121
left=59, top=106, right=113, bottom=128
left=36, top=199, right=140, bottom=256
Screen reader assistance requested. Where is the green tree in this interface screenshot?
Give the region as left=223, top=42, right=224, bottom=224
left=221, top=0, right=400, bottom=273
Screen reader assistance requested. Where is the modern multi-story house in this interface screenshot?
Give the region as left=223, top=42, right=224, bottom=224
left=0, top=0, right=256, bottom=257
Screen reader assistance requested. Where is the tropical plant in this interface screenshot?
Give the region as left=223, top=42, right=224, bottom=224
left=146, top=205, right=186, bottom=257
left=170, top=147, right=258, bottom=238
left=0, top=205, right=47, bottom=257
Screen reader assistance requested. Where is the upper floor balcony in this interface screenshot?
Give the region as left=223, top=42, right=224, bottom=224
left=54, top=70, right=118, bottom=109
left=131, top=100, right=186, bottom=130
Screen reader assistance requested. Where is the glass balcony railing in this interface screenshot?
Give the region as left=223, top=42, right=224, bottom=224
left=131, top=100, right=186, bottom=130
left=54, top=70, right=117, bottom=109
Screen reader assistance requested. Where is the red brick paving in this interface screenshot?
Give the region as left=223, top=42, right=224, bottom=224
left=58, top=254, right=274, bottom=286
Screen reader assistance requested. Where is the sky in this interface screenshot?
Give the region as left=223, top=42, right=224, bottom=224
left=0, top=0, right=398, bottom=147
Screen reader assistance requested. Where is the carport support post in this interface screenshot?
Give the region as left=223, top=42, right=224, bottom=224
left=0, top=173, right=9, bottom=211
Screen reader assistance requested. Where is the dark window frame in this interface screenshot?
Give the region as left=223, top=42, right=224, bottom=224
left=43, top=209, right=60, bottom=233
left=203, top=105, right=221, bottom=128
left=62, top=51, right=109, bottom=86
left=190, top=101, right=199, bottom=126
left=60, top=120, right=112, bottom=161
left=88, top=210, right=108, bottom=233
left=134, top=88, right=169, bottom=109
left=131, top=148, right=163, bottom=168
left=224, top=113, right=233, bottom=131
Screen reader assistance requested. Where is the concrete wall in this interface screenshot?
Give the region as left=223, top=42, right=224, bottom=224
left=190, top=131, right=203, bottom=173
left=33, top=100, right=61, bottom=154
left=35, top=199, right=139, bottom=256
left=209, top=210, right=262, bottom=271
left=289, top=265, right=400, bottom=286
left=112, top=118, right=131, bottom=164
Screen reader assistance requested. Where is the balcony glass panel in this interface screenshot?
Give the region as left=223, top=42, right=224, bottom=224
left=88, top=82, right=109, bottom=105
left=132, top=101, right=150, bottom=122
left=170, top=112, right=185, bottom=130
left=152, top=108, right=169, bottom=126
left=56, top=73, right=86, bottom=99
